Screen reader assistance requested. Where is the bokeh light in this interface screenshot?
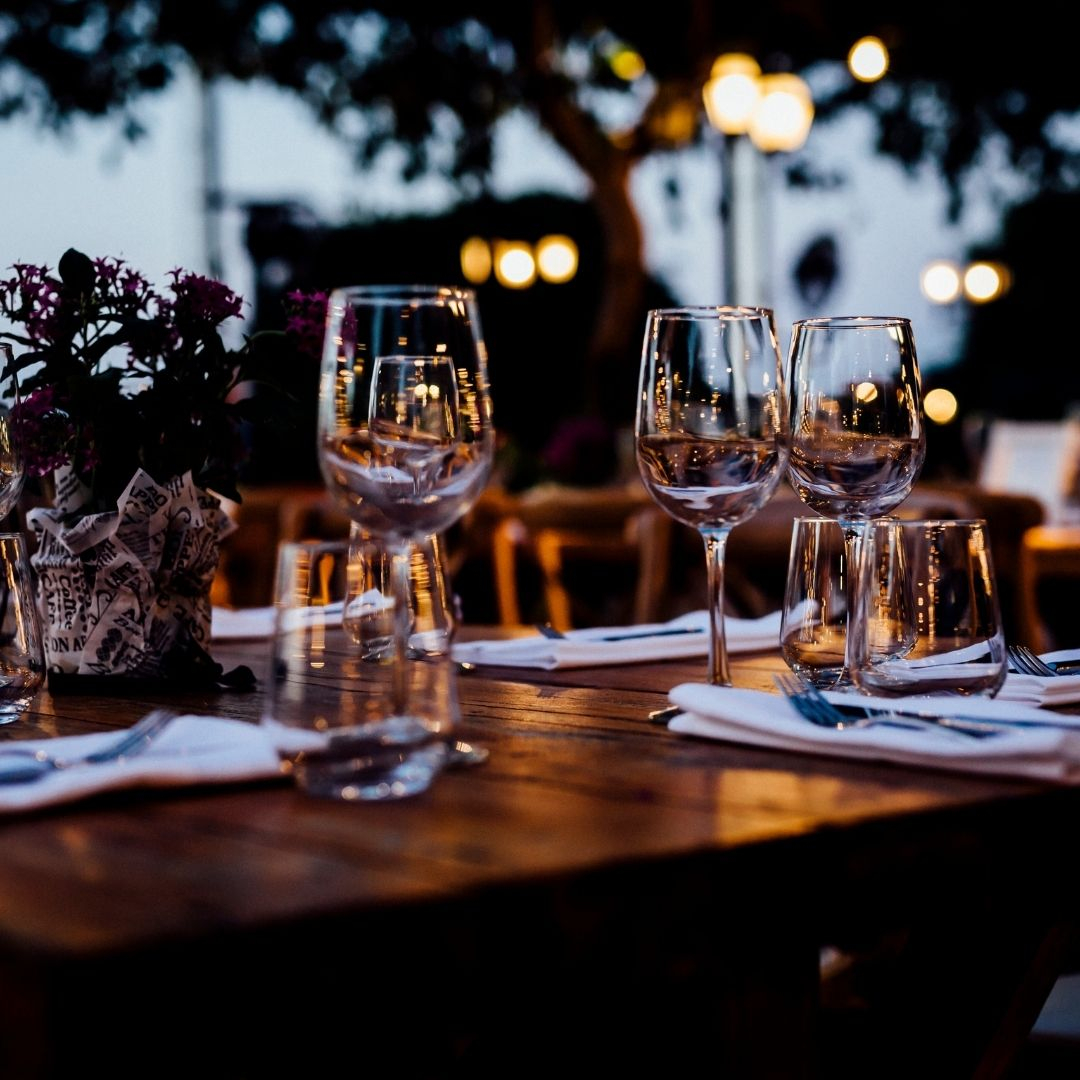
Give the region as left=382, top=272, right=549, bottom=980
left=848, top=37, right=889, bottom=82
left=702, top=53, right=762, bottom=135
left=459, top=236, right=491, bottom=285
left=609, top=46, right=646, bottom=82
left=536, top=235, right=579, bottom=284
left=920, top=261, right=962, bottom=303
left=963, top=261, right=1009, bottom=302
left=493, top=241, right=536, bottom=289
left=924, top=387, right=959, bottom=424
left=747, top=73, right=814, bottom=152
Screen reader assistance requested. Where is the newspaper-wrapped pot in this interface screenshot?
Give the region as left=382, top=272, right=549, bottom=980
left=26, top=468, right=235, bottom=679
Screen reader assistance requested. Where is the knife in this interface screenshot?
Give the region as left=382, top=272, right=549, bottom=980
left=831, top=701, right=1080, bottom=733
left=1044, top=659, right=1080, bottom=675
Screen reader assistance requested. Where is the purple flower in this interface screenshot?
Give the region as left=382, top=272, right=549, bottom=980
left=10, top=388, right=76, bottom=477
left=2, top=248, right=300, bottom=509
left=283, top=290, right=328, bottom=360
left=168, top=270, right=244, bottom=326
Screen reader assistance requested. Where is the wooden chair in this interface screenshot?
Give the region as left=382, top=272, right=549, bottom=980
left=488, top=482, right=672, bottom=630
left=1017, top=524, right=1080, bottom=653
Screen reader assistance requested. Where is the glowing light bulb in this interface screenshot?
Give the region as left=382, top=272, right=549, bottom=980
left=848, top=37, right=889, bottom=82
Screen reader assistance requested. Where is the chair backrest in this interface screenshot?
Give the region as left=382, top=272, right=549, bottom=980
left=978, top=418, right=1080, bottom=525
left=487, top=482, right=672, bottom=630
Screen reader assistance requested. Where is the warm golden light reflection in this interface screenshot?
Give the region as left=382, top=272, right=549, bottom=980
left=747, top=73, right=814, bottom=152
left=920, top=260, right=962, bottom=303
left=535, top=235, right=579, bottom=283
left=924, top=387, right=959, bottom=424
left=702, top=53, right=761, bottom=134
left=649, top=98, right=697, bottom=144
left=963, top=261, right=1009, bottom=302
left=610, top=45, right=646, bottom=81
left=854, top=381, right=878, bottom=403
left=493, top=241, right=536, bottom=288
left=848, top=36, right=889, bottom=82
left=460, top=236, right=492, bottom=284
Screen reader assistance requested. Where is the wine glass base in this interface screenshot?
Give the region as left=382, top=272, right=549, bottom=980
left=288, top=733, right=449, bottom=801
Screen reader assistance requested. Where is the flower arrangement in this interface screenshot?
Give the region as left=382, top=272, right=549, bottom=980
left=0, top=248, right=318, bottom=685
left=0, top=247, right=305, bottom=514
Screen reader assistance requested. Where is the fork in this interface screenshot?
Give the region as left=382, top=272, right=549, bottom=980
left=1007, top=645, right=1059, bottom=677
left=0, top=708, right=178, bottom=784
left=772, top=674, right=991, bottom=738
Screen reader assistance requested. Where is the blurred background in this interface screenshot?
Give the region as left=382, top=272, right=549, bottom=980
left=6, top=1, right=1079, bottom=483
left=6, top=0, right=1080, bottom=640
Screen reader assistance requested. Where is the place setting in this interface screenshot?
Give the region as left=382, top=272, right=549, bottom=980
left=647, top=314, right=1080, bottom=779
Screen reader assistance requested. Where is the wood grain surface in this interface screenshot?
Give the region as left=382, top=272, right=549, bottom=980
left=0, top=631, right=1076, bottom=1078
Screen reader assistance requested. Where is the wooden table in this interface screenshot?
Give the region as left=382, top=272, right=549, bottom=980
left=1, top=637, right=1078, bottom=1078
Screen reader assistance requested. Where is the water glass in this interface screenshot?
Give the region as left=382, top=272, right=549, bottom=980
left=0, top=533, right=45, bottom=722
left=849, top=518, right=1006, bottom=697
left=260, top=538, right=456, bottom=800
left=781, top=517, right=913, bottom=689
left=344, top=524, right=457, bottom=661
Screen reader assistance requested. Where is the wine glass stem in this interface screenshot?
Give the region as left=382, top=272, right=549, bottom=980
left=840, top=520, right=870, bottom=679
left=389, top=542, right=414, bottom=716
left=702, top=527, right=733, bottom=687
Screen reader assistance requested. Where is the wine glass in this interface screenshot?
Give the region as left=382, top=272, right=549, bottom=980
left=635, top=306, right=788, bottom=686
left=316, top=286, right=494, bottom=762
left=785, top=315, right=926, bottom=682
left=0, top=345, right=24, bottom=524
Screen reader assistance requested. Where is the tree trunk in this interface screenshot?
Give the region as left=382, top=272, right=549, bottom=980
left=527, top=2, right=650, bottom=421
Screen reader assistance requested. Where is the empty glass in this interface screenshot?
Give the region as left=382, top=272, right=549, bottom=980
left=260, top=538, right=456, bottom=800
left=781, top=516, right=914, bottom=689
left=0, top=345, right=24, bottom=523
left=636, top=306, right=787, bottom=686
left=344, top=523, right=457, bottom=662
left=0, top=533, right=45, bottom=722
left=849, top=518, right=1007, bottom=697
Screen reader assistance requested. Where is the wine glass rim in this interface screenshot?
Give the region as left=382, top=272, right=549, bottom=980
left=793, top=315, right=911, bottom=329
left=329, top=284, right=476, bottom=304
left=649, top=305, right=774, bottom=321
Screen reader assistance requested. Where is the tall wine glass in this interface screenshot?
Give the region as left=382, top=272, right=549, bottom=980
left=636, top=306, right=788, bottom=686
left=785, top=315, right=926, bottom=682
left=0, top=345, right=24, bottom=524
left=317, top=286, right=494, bottom=742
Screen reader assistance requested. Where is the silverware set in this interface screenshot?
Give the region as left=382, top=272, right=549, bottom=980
left=773, top=672, right=1080, bottom=736
left=1007, top=644, right=1080, bottom=677
left=0, top=708, right=177, bottom=785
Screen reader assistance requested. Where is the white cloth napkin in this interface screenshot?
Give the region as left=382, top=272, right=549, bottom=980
left=997, top=648, right=1080, bottom=707
left=0, top=715, right=284, bottom=814
left=450, top=610, right=782, bottom=670
left=666, top=683, right=1080, bottom=781
left=212, top=602, right=346, bottom=640
left=212, top=605, right=277, bottom=639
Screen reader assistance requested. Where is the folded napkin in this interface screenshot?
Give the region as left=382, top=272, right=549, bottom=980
left=666, top=683, right=1080, bottom=781
left=451, top=610, right=782, bottom=670
left=212, top=605, right=277, bottom=640
left=998, top=648, right=1080, bottom=707
left=212, top=602, right=346, bottom=640
left=0, top=715, right=284, bottom=814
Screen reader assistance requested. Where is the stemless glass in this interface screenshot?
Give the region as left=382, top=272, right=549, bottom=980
left=0, top=345, right=24, bottom=523
left=849, top=518, right=1007, bottom=697
left=781, top=516, right=914, bottom=689
left=317, top=285, right=494, bottom=758
left=636, top=306, right=788, bottom=685
left=786, top=315, right=925, bottom=681
left=0, top=532, right=45, bottom=722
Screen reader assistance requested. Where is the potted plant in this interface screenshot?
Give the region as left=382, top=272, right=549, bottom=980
left=0, top=248, right=310, bottom=688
